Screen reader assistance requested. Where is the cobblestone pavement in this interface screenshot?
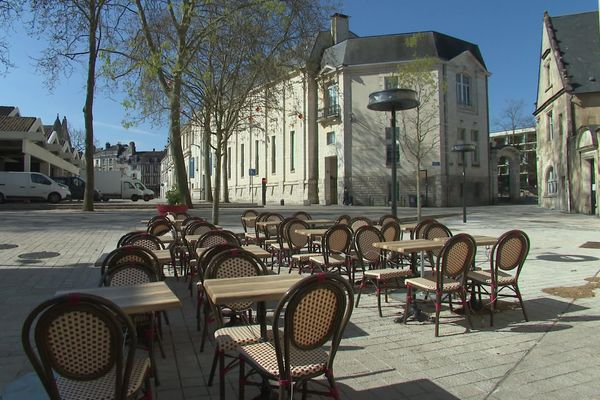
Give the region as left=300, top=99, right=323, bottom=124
left=0, top=204, right=599, bottom=399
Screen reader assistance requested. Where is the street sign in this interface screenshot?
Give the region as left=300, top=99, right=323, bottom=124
left=249, top=168, right=257, bottom=176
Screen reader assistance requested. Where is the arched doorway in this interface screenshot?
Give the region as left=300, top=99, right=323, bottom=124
left=576, top=126, right=599, bottom=215
left=490, top=146, right=520, bottom=203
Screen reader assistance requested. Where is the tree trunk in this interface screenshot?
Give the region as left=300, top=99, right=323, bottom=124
left=203, top=120, right=213, bottom=202
left=82, top=0, right=98, bottom=212
left=222, top=136, right=229, bottom=203
left=416, top=164, right=422, bottom=222
left=169, top=77, right=193, bottom=208
left=212, top=131, right=223, bottom=224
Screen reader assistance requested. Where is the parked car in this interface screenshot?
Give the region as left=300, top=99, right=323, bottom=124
left=51, top=176, right=102, bottom=201
left=0, top=172, right=70, bottom=203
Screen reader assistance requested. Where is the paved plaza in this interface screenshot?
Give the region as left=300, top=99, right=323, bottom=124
left=0, top=204, right=599, bottom=399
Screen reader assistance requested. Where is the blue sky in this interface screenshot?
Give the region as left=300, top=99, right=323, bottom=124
left=0, top=0, right=597, bottom=151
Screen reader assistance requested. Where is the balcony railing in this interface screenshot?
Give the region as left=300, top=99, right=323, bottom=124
left=317, top=105, right=341, bottom=121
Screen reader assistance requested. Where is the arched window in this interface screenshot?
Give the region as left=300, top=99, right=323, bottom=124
left=456, top=73, right=472, bottom=107
left=546, top=166, right=557, bottom=195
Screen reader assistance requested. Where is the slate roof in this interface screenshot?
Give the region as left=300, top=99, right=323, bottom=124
left=0, top=106, right=17, bottom=117
left=321, top=31, right=486, bottom=70
left=0, top=116, right=37, bottom=132
left=550, top=11, right=600, bottom=94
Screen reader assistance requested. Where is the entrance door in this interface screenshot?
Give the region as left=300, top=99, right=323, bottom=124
left=590, top=159, right=596, bottom=215
left=325, top=156, right=338, bottom=205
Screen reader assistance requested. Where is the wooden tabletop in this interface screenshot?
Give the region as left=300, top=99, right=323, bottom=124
left=373, top=239, right=442, bottom=253
left=434, top=235, right=498, bottom=246
left=203, top=274, right=304, bottom=304
left=295, top=228, right=327, bottom=238
left=196, top=244, right=271, bottom=259
left=55, top=282, right=181, bottom=314
left=95, top=249, right=172, bottom=268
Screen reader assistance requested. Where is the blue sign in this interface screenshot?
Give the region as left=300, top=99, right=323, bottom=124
left=432, top=161, right=441, bottom=167
left=248, top=168, right=257, bottom=176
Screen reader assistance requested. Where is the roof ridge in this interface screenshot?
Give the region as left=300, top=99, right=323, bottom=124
left=544, top=12, right=573, bottom=92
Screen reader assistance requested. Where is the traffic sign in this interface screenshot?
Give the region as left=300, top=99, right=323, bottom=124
left=249, top=168, right=257, bottom=176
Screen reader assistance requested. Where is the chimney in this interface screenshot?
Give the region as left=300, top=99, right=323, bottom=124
left=129, top=141, right=136, bottom=154
left=105, top=142, right=110, bottom=150
left=331, top=13, right=349, bottom=45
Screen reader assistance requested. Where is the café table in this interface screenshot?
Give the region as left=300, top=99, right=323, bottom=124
left=196, top=244, right=271, bottom=260
left=55, top=281, right=181, bottom=314
left=294, top=228, right=327, bottom=251
left=203, top=274, right=303, bottom=339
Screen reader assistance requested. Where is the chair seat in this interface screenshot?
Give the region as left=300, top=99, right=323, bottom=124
left=56, top=356, right=150, bottom=400
left=264, top=239, right=278, bottom=246
left=291, top=252, right=321, bottom=262
left=468, top=269, right=516, bottom=286
left=405, top=275, right=461, bottom=292
left=239, top=341, right=328, bottom=379
left=269, top=242, right=290, bottom=251
left=214, top=325, right=273, bottom=351
left=309, top=254, right=346, bottom=265
left=364, top=267, right=413, bottom=280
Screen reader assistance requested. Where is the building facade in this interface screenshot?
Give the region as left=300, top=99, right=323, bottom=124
left=489, top=127, right=537, bottom=201
left=535, top=11, right=600, bottom=215
left=164, top=14, right=491, bottom=207
left=0, top=106, right=83, bottom=175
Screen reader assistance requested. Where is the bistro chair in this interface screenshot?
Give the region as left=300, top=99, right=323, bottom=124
left=410, top=218, right=437, bottom=240
left=238, top=273, right=354, bottom=400
left=181, top=216, right=205, bottom=227
left=204, top=249, right=268, bottom=400
left=380, top=220, right=406, bottom=268
left=422, top=222, right=453, bottom=271
left=194, top=243, right=240, bottom=332
left=350, top=216, right=372, bottom=232
left=291, top=210, right=312, bottom=220
left=468, top=230, right=530, bottom=326
left=22, top=293, right=152, bottom=400
left=116, top=230, right=145, bottom=248
left=287, top=219, right=322, bottom=274
left=147, top=218, right=175, bottom=238
left=335, top=214, right=351, bottom=225
left=241, top=209, right=258, bottom=234
left=309, top=225, right=353, bottom=277
left=354, top=226, right=413, bottom=317
left=101, top=261, right=164, bottom=384
left=267, top=217, right=295, bottom=273
left=248, top=212, right=270, bottom=247
left=100, top=245, right=161, bottom=285
left=403, top=233, right=477, bottom=337
left=378, top=214, right=398, bottom=227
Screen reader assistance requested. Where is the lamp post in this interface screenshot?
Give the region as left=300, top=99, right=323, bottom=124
left=367, top=88, right=419, bottom=217
left=452, top=143, right=476, bottom=223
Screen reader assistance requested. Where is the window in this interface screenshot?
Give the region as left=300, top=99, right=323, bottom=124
left=188, top=157, right=195, bottom=178
left=31, top=173, right=50, bottom=185
left=546, top=166, right=557, bottom=195
left=547, top=111, right=554, bottom=141
left=240, top=144, right=245, bottom=177
left=384, top=76, right=399, bottom=89
left=326, top=131, right=336, bottom=145
left=456, top=73, right=471, bottom=107
left=271, top=135, right=276, bottom=174
left=558, top=113, right=564, bottom=136
left=544, top=62, right=551, bottom=89
left=385, top=127, right=400, bottom=167
left=255, top=140, right=259, bottom=175
left=471, top=130, right=479, bottom=165
left=290, top=130, right=295, bottom=171
left=227, top=147, right=231, bottom=179
left=326, top=83, right=339, bottom=115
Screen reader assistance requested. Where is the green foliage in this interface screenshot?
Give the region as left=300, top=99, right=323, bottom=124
left=165, top=186, right=182, bottom=205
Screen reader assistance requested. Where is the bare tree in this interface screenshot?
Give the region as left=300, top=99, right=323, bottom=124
left=29, top=0, right=125, bottom=211
left=0, top=0, right=21, bottom=73
left=496, top=99, right=534, bottom=145
left=394, top=34, right=443, bottom=221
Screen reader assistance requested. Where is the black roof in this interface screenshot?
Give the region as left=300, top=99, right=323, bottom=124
left=321, top=31, right=486, bottom=70
left=550, top=11, right=600, bottom=94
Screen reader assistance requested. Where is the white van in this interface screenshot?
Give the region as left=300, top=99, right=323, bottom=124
left=133, top=180, right=155, bottom=201
left=0, top=172, right=71, bottom=203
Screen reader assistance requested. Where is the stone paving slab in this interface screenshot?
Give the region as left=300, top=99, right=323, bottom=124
left=0, top=205, right=599, bottom=399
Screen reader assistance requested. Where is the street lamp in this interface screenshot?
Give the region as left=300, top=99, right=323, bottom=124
left=452, top=143, right=476, bottom=223
left=367, top=88, right=419, bottom=217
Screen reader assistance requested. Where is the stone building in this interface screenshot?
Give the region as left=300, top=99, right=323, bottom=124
left=535, top=11, right=600, bottom=215
left=489, top=127, right=537, bottom=202
left=166, top=14, right=491, bottom=207
left=0, top=106, right=82, bottom=175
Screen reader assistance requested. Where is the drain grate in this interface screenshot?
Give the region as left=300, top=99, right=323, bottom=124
left=579, top=241, right=600, bottom=249
left=18, top=251, right=60, bottom=260
left=0, top=244, right=18, bottom=250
